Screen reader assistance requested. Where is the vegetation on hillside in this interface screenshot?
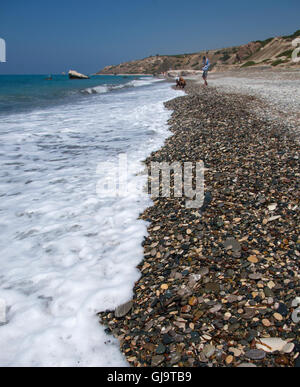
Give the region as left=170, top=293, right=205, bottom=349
left=282, top=30, right=300, bottom=40
left=241, top=61, right=256, bottom=68
left=98, top=29, right=300, bottom=74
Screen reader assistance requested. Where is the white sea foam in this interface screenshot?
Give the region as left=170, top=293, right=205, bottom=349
left=0, top=81, right=183, bottom=366
left=84, top=77, right=162, bottom=94
left=84, top=85, right=110, bottom=94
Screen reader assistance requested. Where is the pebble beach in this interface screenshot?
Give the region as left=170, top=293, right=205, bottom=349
left=100, top=76, right=300, bottom=368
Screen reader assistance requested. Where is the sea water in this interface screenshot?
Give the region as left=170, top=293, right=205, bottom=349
left=0, top=75, right=183, bottom=366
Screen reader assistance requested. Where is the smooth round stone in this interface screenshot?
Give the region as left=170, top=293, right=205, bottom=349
left=224, top=312, right=232, bottom=320
left=267, top=281, right=276, bottom=289
left=227, top=295, right=239, bottom=303
left=226, top=355, right=234, bottom=365
left=226, top=269, right=235, bottom=278
left=205, top=282, right=220, bottom=293
left=245, top=349, right=266, bottom=360
left=229, top=347, right=242, bottom=357
left=243, top=309, right=256, bottom=320
left=237, top=363, right=257, bottom=368
left=189, top=296, right=198, bottom=306
left=209, top=304, right=222, bottom=313
left=268, top=203, right=277, bottom=212
left=202, top=344, right=216, bottom=358
left=282, top=343, right=295, bottom=354
left=249, top=273, right=262, bottom=280
left=162, top=334, right=173, bottom=345
left=170, top=353, right=181, bottom=366
left=262, top=319, right=272, bottom=327
left=115, top=301, right=133, bottom=318
left=275, top=355, right=289, bottom=366
left=292, top=307, right=300, bottom=324
left=224, top=238, right=241, bottom=252
left=191, top=332, right=200, bottom=342
left=248, top=255, right=259, bottom=263
left=151, top=355, right=165, bottom=367
left=199, top=267, right=209, bottom=276
left=181, top=305, right=191, bottom=313
left=277, top=303, right=288, bottom=317
left=274, top=312, right=283, bottom=321
left=264, top=287, right=274, bottom=297
left=256, top=338, right=288, bottom=353
left=156, top=343, right=166, bottom=355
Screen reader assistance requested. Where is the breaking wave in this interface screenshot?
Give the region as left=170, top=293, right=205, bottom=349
left=83, top=77, right=163, bottom=95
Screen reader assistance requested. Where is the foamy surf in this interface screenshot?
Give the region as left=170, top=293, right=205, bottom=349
left=0, top=79, right=183, bottom=367
left=83, top=77, right=163, bottom=94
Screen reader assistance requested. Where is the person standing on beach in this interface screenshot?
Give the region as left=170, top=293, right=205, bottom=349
left=202, top=56, right=210, bottom=87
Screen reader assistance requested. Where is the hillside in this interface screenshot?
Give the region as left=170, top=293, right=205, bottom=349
left=97, top=30, right=300, bottom=75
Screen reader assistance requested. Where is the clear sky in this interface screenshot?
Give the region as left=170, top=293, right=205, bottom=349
left=0, top=0, right=299, bottom=74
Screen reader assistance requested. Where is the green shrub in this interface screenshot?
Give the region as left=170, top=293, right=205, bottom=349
left=282, top=30, right=300, bottom=40
left=221, top=53, right=231, bottom=62
left=241, top=61, right=256, bottom=68
left=276, top=49, right=294, bottom=58
left=255, top=37, right=274, bottom=47
left=271, top=59, right=288, bottom=66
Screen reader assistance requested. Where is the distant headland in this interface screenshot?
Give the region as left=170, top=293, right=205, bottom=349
left=97, top=29, right=300, bottom=75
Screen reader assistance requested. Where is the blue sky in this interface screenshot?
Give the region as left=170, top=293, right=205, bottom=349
left=0, top=0, right=299, bottom=74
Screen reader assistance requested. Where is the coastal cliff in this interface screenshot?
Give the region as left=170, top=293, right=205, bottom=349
left=97, top=30, right=300, bottom=75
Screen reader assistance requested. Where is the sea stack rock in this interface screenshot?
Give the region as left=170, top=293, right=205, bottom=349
left=68, top=70, right=90, bottom=80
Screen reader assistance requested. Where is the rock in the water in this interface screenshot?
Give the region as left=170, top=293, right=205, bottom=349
left=68, top=70, right=89, bottom=79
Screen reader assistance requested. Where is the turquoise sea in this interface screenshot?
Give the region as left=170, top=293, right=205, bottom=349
left=0, top=74, right=146, bottom=115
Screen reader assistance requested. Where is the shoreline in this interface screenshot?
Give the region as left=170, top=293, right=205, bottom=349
left=100, top=79, right=300, bottom=367
left=93, top=73, right=154, bottom=76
